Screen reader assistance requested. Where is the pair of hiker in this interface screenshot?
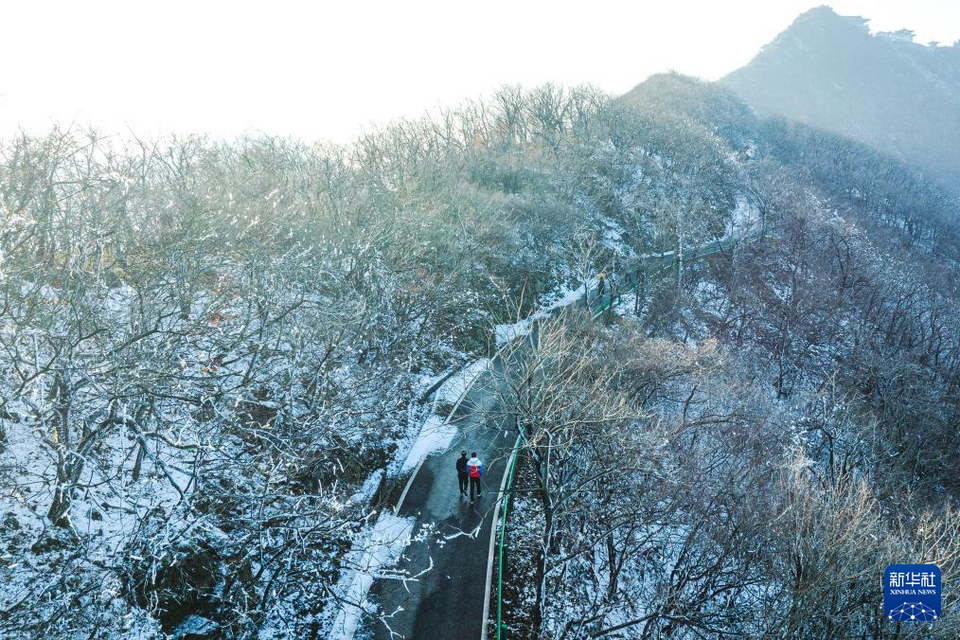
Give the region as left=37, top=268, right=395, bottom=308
left=455, top=451, right=483, bottom=502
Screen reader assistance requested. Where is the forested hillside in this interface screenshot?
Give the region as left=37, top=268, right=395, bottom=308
left=1, top=74, right=959, bottom=638
left=498, top=74, right=960, bottom=638
left=722, top=6, right=960, bottom=195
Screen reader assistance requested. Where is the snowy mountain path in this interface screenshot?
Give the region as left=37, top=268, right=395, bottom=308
left=367, top=354, right=515, bottom=640
left=360, top=233, right=751, bottom=639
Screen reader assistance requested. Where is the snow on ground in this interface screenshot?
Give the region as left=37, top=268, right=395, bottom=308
left=398, top=415, right=457, bottom=475
left=0, top=401, right=198, bottom=638
left=396, top=357, right=490, bottom=474
left=541, top=282, right=591, bottom=312
left=0, top=415, right=50, bottom=611
left=349, top=470, right=385, bottom=506
left=494, top=283, right=592, bottom=346
left=612, top=290, right=642, bottom=319
left=435, top=358, right=491, bottom=406
left=641, top=249, right=675, bottom=259
left=322, top=356, right=496, bottom=635
left=495, top=316, right=536, bottom=346
left=693, top=280, right=727, bottom=318
left=324, top=513, right=416, bottom=639
left=723, top=195, right=760, bottom=240
left=597, top=215, right=631, bottom=254
left=414, top=365, right=455, bottom=400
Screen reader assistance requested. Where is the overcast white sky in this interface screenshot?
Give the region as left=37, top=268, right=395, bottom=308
left=1, top=1, right=957, bottom=144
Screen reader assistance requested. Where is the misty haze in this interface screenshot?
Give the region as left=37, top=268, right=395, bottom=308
left=1, top=3, right=959, bottom=639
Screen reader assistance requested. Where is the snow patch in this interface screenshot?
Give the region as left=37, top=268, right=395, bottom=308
left=325, top=513, right=416, bottom=639
left=723, top=195, right=760, bottom=241
left=348, top=470, right=384, bottom=505
left=396, top=358, right=491, bottom=475
left=399, top=415, right=458, bottom=474
left=495, top=316, right=536, bottom=346
left=435, top=358, right=491, bottom=406
left=494, top=283, right=590, bottom=347
left=640, top=249, right=676, bottom=259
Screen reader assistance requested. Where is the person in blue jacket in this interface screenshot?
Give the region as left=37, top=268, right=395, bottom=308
left=467, top=452, right=483, bottom=502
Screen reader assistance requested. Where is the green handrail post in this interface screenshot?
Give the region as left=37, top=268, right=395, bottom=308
left=496, top=435, right=521, bottom=640
left=492, top=234, right=762, bottom=637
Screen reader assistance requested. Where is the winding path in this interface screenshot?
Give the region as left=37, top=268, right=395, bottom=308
left=362, top=233, right=752, bottom=639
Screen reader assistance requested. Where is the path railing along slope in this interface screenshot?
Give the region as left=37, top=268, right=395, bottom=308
left=489, top=232, right=757, bottom=639
left=345, top=228, right=755, bottom=640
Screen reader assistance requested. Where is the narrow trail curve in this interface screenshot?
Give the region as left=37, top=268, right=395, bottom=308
left=362, top=233, right=752, bottom=639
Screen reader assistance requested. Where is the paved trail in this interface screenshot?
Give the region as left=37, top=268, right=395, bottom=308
left=367, top=356, right=515, bottom=640
left=362, top=235, right=748, bottom=639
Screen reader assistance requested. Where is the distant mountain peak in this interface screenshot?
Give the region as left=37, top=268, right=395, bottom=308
left=721, top=7, right=960, bottom=194
left=797, top=5, right=868, bottom=26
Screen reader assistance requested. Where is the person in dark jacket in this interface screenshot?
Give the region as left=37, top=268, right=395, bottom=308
left=455, top=450, right=469, bottom=497
left=467, top=452, right=483, bottom=502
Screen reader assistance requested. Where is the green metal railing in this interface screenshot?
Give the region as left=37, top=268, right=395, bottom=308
left=591, top=260, right=665, bottom=320
left=590, top=237, right=747, bottom=320
left=494, top=260, right=656, bottom=638
left=495, top=434, right=522, bottom=639
left=491, top=235, right=753, bottom=636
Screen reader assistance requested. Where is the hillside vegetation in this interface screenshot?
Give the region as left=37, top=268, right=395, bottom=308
left=1, top=74, right=958, bottom=637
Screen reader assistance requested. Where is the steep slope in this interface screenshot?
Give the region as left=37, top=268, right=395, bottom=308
left=721, top=6, right=960, bottom=194
left=495, top=74, right=960, bottom=638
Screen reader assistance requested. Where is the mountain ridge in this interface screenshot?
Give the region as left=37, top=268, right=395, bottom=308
left=721, top=5, right=960, bottom=194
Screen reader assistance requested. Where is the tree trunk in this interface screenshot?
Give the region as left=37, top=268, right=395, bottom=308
left=47, top=372, right=73, bottom=527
